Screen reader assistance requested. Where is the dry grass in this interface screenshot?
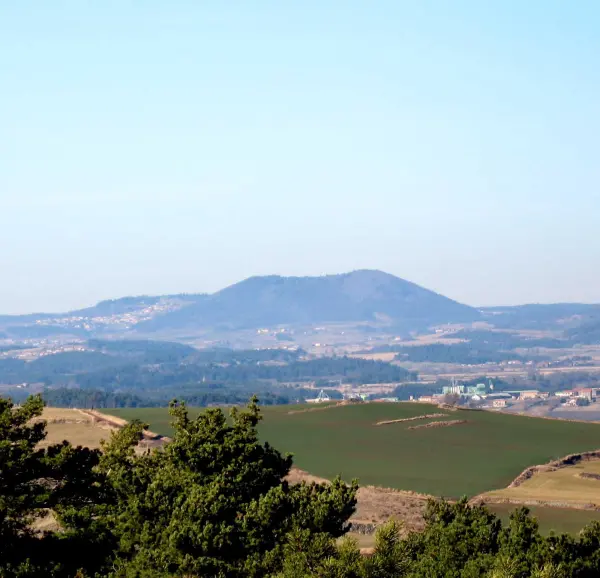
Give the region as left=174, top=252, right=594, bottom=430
left=32, top=510, right=60, bottom=533
left=350, top=352, right=397, bottom=362
left=34, top=408, right=115, bottom=449
left=32, top=408, right=165, bottom=452
left=482, top=460, right=600, bottom=508
left=40, top=421, right=113, bottom=449
left=286, top=468, right=430, bottom=534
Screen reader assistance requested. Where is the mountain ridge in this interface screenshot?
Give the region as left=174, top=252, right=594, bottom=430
left=135, top=269, right=481, bottom=332
left=2, top=270, right=599, bottom=338
left=0, top=270, right=479, bottom=334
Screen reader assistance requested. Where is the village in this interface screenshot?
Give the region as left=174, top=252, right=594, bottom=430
left=417, top=381, right=599, bottom=410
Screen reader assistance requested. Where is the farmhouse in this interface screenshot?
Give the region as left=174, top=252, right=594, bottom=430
left=573, top=387, right=594, bottom=401
left=486, top=392, right=513, bottom=401
left=555, top=388, right=595, bottom=401
left=519, top=390, right=541, bottom=400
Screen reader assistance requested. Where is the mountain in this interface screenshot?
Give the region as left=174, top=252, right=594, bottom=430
left=137, top=270, right=481, bottom=332
left=5, top=271, right=600, bottom=340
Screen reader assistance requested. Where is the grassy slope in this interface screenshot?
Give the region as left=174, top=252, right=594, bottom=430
left=487, top=505, right=600, bottom=536
left=349, top=506, right=600, bottom=546
left=39, top=408, right=112, bottom=449
left=485, top=461, right=600, bottom=506
left=106, top=403, right=600, bottom=497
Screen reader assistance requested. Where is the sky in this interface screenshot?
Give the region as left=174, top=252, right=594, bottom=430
left=1, top=1, right=599, bottom=313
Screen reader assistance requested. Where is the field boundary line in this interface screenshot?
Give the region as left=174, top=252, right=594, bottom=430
left=471, top=449, right=600, bottom=508
left=78, top=409, right=171, bottom=441
left=506, top=449, right=600, bottom=489
left=287, top=468, right=437, bottom=500
left=471, top=496, right=600, bottom=512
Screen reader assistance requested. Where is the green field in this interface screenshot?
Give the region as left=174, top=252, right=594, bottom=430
left=105, top=403, right=600, bottom=497
left=486, top=505, right=600, bottom=536
left=349, top=506, right=600, bottom=547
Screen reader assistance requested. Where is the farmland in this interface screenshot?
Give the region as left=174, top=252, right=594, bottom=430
left=486, top=504, right=600, bottom=536
left=350, top=505, right=600, bottom=547
left=105, top=402, right=600, bottom=497
left=484, top=460, right=600, bottom=507
left=35, top=408, right=114, bottom=449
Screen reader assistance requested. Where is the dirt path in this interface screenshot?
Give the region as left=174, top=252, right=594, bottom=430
left=287, top=402, right=347, bottom=415
left=79, top=409, right=171, bottom=443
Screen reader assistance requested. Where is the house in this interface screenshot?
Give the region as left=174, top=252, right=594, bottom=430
left=418, top=396, right=437, bottom=403
left=520, top=390, right=540, bottom=400
left=492, top=399, right=507, bottom=408
left=442, top=384, right=465, bottom=395
left=573, top=387, right=594, bottom=401
left=486, top=392, right=513, bottom=400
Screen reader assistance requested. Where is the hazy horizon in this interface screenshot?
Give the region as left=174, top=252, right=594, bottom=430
left=2, top=268, right=600, bottom=317
left=2, top=2, right=599, bottom=314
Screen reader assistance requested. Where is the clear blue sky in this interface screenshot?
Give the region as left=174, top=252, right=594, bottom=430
left=1, top=1, right=599, bottom=313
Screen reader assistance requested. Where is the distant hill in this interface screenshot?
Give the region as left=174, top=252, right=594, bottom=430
left=70, top=294, right=205, bottom=318
left=137, top=270, right=481, bottom=331
left=480, top=303, right=600, bottom=330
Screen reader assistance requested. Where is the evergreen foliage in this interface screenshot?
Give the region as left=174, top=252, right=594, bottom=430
left=4, top=395, right=600, bottom=577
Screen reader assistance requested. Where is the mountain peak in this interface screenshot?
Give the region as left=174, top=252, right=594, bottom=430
left=139, top=270, right=479, bottom=331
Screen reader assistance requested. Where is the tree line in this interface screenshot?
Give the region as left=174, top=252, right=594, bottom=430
left=38, top=387, right=296, bottom=409
left=0, top=350, right=415, bottom=392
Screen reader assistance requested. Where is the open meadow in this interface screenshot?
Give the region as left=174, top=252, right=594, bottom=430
left=105, top=402, right=600, bottom=498
left=35, top=408, right=114, bottom=449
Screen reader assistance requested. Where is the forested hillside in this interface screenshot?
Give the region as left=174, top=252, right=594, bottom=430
left=1, top=340, right=415, bottom=408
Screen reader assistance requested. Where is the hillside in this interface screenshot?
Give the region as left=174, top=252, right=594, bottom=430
left=481, top=303, right=600, bottom=330
left=138, top=270, right=481, bottom=331
left=106, top=402, right=600, bottom=498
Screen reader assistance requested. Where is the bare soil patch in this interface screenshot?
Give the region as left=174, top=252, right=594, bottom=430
left=286, top=468, right=432, bottom=536
left=579, top=472, right=600, bottom=481
left=407, top=419, right=467, bottom=431
left=375, top=413, right=445, bottom=426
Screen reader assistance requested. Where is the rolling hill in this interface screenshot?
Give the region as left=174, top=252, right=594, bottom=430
left=105, top=402, right=600, bottom=498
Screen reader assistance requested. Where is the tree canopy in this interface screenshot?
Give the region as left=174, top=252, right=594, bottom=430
left=3, top=395, right=600, bottom=577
